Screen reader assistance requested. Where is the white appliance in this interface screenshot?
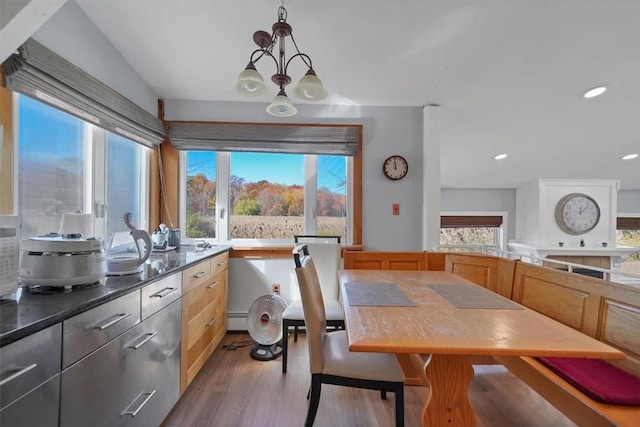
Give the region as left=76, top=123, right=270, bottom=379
left=20, top=236, right=106, bottom=288
left=0, top=215, right=20, bottom=296
left=106, top=212, right=152, bottom=275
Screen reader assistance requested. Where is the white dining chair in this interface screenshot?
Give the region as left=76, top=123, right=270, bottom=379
left=282, top=238, right=344, bottom=373
left=292, top=244, right=405, bottom=427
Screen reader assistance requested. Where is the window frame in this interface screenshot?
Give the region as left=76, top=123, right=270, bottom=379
left=178, top=151, right=354, bottom=246
left=13, top=93, right=151, bottom=238
left=439, top=211, right=508, bottom=253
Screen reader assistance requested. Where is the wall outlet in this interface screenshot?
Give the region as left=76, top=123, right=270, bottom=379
left=272, top=283, right=280, bottom=294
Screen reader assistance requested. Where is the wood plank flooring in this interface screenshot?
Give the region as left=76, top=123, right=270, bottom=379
left=162, top=333, right=577, bottom=427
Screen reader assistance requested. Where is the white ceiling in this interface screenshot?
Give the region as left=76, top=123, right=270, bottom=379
left=73, top=0, right=640, bottom=190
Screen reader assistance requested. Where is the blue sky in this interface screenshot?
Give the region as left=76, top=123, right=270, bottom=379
left=20, top=95, right=346, bottom=195
left=187, top=151, right=346, bottom=194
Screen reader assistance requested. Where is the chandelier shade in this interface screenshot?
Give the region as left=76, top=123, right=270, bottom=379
left=266, top=89, right=297, bottom=117
left=234, top=6, right=327, bottom=117
left=293, top=69, right=328, bottom=101
left=233, top=63, right=269, bottom=96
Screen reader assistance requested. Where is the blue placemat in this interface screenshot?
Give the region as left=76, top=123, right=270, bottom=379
left=345, top=282, right=416, bottom=307
left=426, top=284, right=523, bottom=309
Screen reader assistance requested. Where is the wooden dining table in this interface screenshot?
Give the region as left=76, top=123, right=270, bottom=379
left=338, top=269, right=625, bottom=427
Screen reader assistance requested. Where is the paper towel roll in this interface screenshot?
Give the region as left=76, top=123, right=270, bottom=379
left=59, top=213, right=94, bottom=238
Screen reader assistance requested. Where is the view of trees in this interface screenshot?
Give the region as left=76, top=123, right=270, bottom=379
left=186, top=173, right=346, bottom=238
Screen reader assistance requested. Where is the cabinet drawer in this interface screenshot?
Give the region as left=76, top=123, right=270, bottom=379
left=141, top=272, right=182, bottom=320
left=182, top=259, right=211, bottom=294
left=187, top=300, right=219, bottom=349
left=61, top=300, right=180, bottom=427
left=183, top=271, right=225, bottom=320
left=210, top=251, right=229, bottom=276
left=0, top=374, right=59, bottom=427
left=0, top=323, right=61, bottom=410
left=63, top=291, right=141, bottom=368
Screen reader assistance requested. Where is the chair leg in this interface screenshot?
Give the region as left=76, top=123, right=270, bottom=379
left=282, top=320, right=289, bottom=373
left=395, top=384, right=404, bottom=427
left=294, top=325, right=299, bottom=342
left=305, top=375, right=322, bottom=427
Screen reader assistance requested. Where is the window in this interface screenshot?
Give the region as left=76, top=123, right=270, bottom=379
left=182, top=151, right=351, bottom=244
left=17, top=95, right=150, bottom=240
left=616, top=217, right=640, bottom=276
left=439, top=214, right=506, bottom=254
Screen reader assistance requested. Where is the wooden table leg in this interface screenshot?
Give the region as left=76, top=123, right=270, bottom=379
left=422, top=354, right=475, bottom=427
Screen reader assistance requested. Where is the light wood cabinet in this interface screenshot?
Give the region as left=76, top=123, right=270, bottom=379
left=180, top=251, right=229, bottom=393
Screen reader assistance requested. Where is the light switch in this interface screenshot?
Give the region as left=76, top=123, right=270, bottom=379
left=392, top=204, right=400, bottom=215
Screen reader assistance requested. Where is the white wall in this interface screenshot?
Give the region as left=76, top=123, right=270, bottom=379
left=619, top=190, right=640, bottom=214
left=32, top=0, right=159, bottom=115
left=165, top=100, right=425, bottom=251
left=441, top=188, right=516, bottom=241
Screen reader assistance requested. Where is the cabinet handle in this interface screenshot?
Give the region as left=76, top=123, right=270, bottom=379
left=93, top=312, right=132, bottom=331
left=128, top=332, right=159, bottom=350
left=206, top=281, right=218, bottom=289
left=217, top=261, right=226, bottom=267
left=150, top=287, right=177, bottom=298
left=206, top=317, right=217, bottom=327
left=121, top=390, right=156, bottom=417
left=193, top=271, right=206, bottom=279
left=0, top=363, right=37, bottom=387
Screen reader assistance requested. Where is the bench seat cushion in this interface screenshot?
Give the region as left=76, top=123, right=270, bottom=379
left=538, top=357, right=640, bottom=406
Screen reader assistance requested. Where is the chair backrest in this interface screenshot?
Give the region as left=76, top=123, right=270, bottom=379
left=293, top=244, right=327, bottom=374
left=304, top=242, right=341, bottom=301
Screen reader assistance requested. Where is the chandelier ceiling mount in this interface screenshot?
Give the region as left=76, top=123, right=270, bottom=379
left=233, top=5, right=327, bottom=118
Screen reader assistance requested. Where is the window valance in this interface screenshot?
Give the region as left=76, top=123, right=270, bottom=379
left=2, top=39, right=164, bottom=147
left=441, top=215, right=504, bottom=228
left=168, top=121, right=360, bottom=156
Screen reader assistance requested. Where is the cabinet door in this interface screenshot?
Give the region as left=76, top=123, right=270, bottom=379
left=61, top=300, right=180, bottom=427
left=0, top=375, right=59, bottom=427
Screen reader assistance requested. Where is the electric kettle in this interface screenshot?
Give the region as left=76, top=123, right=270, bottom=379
left=106, top=212, right=152, bottom=275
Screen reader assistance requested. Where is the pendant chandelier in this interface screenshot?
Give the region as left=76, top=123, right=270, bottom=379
left=233, top=5, right=327, bottom=117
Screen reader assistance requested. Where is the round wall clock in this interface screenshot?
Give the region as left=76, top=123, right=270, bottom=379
left=554, top=193, right=601, bottom=235
left=382, top=155, right=408, bottom=180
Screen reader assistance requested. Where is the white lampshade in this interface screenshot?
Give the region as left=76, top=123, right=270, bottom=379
left=266, top=90, right=297, bottom=117
left=233, top=64, right=269, bottom=97
left=293, top=69, right=328, bottom=101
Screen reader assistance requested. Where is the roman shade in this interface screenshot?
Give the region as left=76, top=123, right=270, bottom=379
left=167, top=122, right=360, bottom=156
left=441, top=215, right=504, bottom=228
left=2, top=38, right=164, bottom=147
left=617, top=217, right=640, bottom=230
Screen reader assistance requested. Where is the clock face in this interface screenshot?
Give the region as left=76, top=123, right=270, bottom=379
left=554, top=193, right=601, bottom=235
left=383, top=155, right=408, bottom=180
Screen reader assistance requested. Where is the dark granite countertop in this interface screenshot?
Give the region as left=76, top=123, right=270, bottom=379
left=0, top=245, right=231, bottom=347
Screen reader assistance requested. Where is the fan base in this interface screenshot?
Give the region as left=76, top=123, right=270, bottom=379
left=250, top=341, right=283, bottom=361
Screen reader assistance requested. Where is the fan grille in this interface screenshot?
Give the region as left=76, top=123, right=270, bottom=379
left=247, top=294, right=289, bottom=345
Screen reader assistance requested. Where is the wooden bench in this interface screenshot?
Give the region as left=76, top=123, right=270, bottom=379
left=496, top=262, right=640, bottom=427
left=343, top=250, right=640, bottom=425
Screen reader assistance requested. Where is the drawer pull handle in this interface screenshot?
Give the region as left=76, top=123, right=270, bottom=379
left=150, top=287, right=177, bottom=298
left=121, top=390, right=156, bottom=417
left=0, top=363, right=37, bottom=387
left=207, top=281, right=218, bottom=289
left=206, top=317, right=217, bottom=327
left=93, top=312, right=132, bottom=331
left=217, top=261, right=226, bottom=267
left=193, top=271, right=206, bottom=279
left=128, top=332, right=159, bottom=350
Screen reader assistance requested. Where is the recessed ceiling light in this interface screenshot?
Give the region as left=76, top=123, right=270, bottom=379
left=583, top=86, right=607, bottom=99
left=622, top=153, right=638, bottom=160
left=494, top=153, right=508, bottom=160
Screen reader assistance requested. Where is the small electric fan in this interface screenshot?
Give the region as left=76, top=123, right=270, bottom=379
left=246, top=293, right=288, bottom=361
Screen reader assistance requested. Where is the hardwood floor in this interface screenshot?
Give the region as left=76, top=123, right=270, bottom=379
left=162, top=333, right=577, bottom=427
